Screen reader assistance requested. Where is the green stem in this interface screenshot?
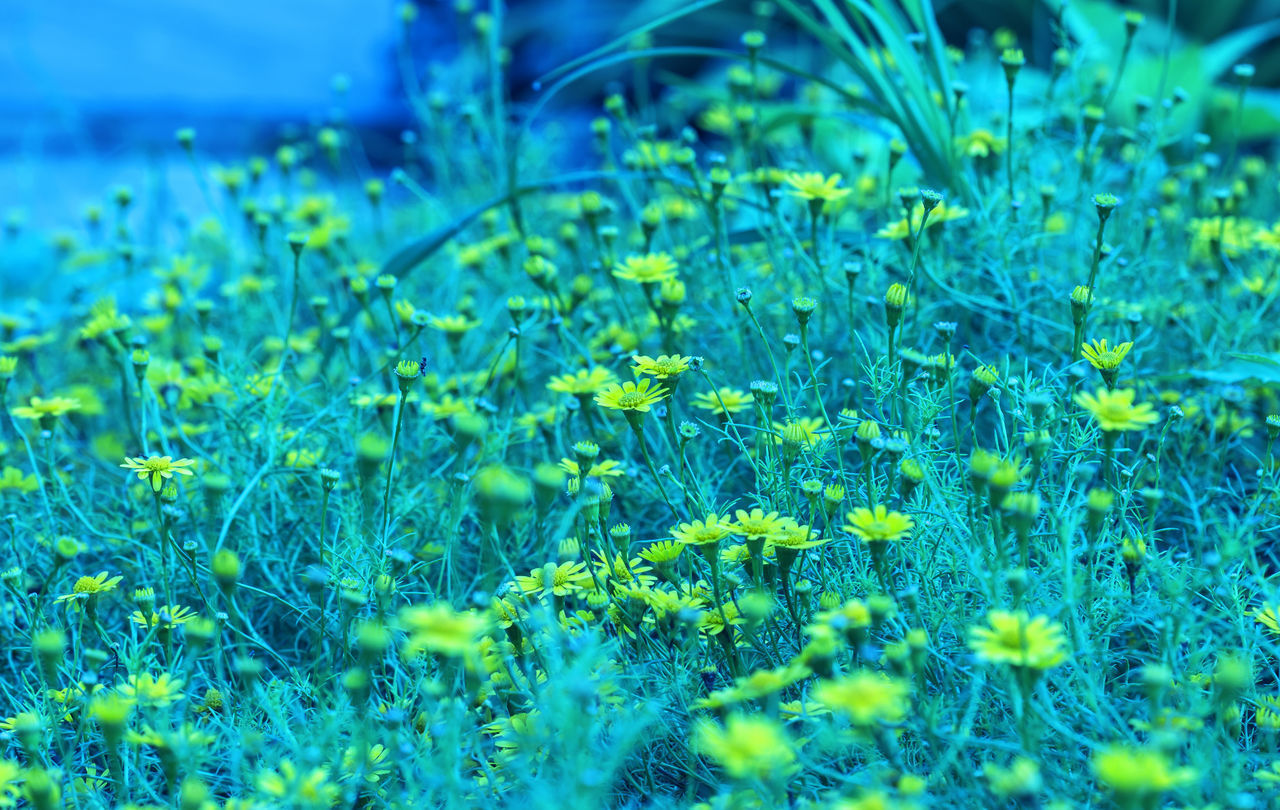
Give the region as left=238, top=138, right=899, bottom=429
left=1079, top=218, right=1109, bottom=358
left=380, top=390, right=410, bottom=554
left=1006, top=82, right=1016, bottom=215
left=1101, top=34, right=1135, bottom=111
left=631, top=421, right=680, bottom=522
left=319, top=488, right=332, bottom=566
left=284, top=250, right=302, bottom=351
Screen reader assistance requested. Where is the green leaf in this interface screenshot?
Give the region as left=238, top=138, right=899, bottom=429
left=1188, top=353, right=1280, bottom=385
left=773, top=0, right=975, bottom=202
left=1198, top=17, right=1280, bottom=80
left=1227, top=352, right=1280, bottom=369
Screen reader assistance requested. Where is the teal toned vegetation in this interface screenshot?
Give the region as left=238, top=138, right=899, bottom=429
left=4, top=0, right=1280, bottom=807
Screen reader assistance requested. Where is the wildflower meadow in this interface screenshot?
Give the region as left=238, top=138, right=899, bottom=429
left=4, top=0, right=1280, bottom=807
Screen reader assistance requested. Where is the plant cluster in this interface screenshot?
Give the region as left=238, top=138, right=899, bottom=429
left=2, top=1, right=1280, bottom=808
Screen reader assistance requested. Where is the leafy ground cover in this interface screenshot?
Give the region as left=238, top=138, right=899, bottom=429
left=3, top=1, right=1280, bottom=808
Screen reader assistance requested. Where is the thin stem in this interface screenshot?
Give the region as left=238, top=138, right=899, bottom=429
left=380, top=390, right=410, bottom=552
left=631, top=421, right=681, bottom=522
left=1006, top=82, right=1016, bottom=215
left=284, top=250, right=303, bottom=351
left=1101, top=33, right=1136, bottom=111
left=1078, top=218, right=1109, bottom=359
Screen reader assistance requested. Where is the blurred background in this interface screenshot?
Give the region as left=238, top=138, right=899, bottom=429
left=3, top=0, right=1280, bottom=226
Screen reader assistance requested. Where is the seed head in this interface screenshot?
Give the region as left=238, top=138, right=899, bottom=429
left=320, top=468, right=341, bottom=492
left=999, top=49, right=1025, bottom=85
left=394, top=360, right=422, bottom=392
left=750, top=380, right=778, bottom=410
left=741, top=30, right=766, bottom=53
left=286, top=231, right=309, bottom=257
left=792, top=296, right=817, bottom=325
left=1093, top=193, right=1119, bottom=221
left=1123, top=11, right=1144, bottom=37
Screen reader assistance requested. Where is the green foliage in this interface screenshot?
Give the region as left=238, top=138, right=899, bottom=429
left=3, top=1, right=1280, bottom=808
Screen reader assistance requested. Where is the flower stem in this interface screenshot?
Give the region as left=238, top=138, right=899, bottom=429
left=380, top=389, right=410, bottom=554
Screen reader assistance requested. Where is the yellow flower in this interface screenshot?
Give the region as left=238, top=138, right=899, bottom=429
left=120, top=455, right=197, bottom=492
left=693, top=713, right=795, bottom=780
left=624, top=140, right=680, bottom=170
left=969, top=610, right=1067, bottom=670
left=699, top=601, right=742, bottom=635
left=774, top=416, right=825, bottom=448
left=1081, top=338, right=1133, bottom=371
left=72, top=763, right=111, bottom=796
left=672, top=513, right=734, bottom=548
left=638, top=539, right=684, bottom=565
left=594, top=378, right=666, bottom=413
left=11, top=395, right=81, bottom=420
left=341, top=743, right=390, bottom=783
left=843, top=505, right=914, bottom=543
left=721, top=542, right=767, bottom=566
left=1186, top=216, right=1258, bottom=260
left=546, top=367, right=618, bottom=396
left=118, top=672, right=185, bottom=708
left=88, top=693, right=133, bottom=730
left=557, top=457, right=624, bottom=480
left=779, top=699, right=830, bottom=721
left=816, top=598, right=872, bottom=632
left=1255, top=696, right=1280, bottom=730
left=698, top=664, right=811, bottom=709
left=421, top=395, right=475, bottom=422
left=783, top=171, right=851, bottom=203
left=1128, top=708, right=1203, bottom=734
left=814, top=670, right=911, bottom=726
left=0, top=467, right=38, bottom=494
left=691, top=386, right=752, bottom=415
left=514, top=561, right=591, bottom=598
left=257, top=760, right=340, bottom=808
left=984, top=757, right=1043, bottom=799
left=53, top=572, right=123, bottom=608
left=632, top=354, right=691, bottom=379
left=1120, top=536, right=1146, bottom=564
left=771, top=521, right=824, bottom=551
left=730, top=508, right=791, bottom=541
left=613, top=252, right=678, bottom=284
left=1092, top=745, right=1196, bottom=798
left=1074, top=388, right=1159, bottom=432
left=876, top=200, right=970, bottom=240
left=0, top=712, right=41, bottom=734
left=398, top=603, right=491, bottom=659
left=129, top=605, right=198, bottom=628
left=428, top=313, right=481, bottom=334
left=1214, top=405, right=1253, bottom=438
left=1253, top=603, right=1280, bottom=634
left=959, top=128, right=1007, bottom=158
left=592, top=550, right=656, bottom=590
left=79, top=298, right=131, bottom=340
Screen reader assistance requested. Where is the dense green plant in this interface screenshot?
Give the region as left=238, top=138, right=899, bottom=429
left=2, top=1, right=1280, bottom=808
